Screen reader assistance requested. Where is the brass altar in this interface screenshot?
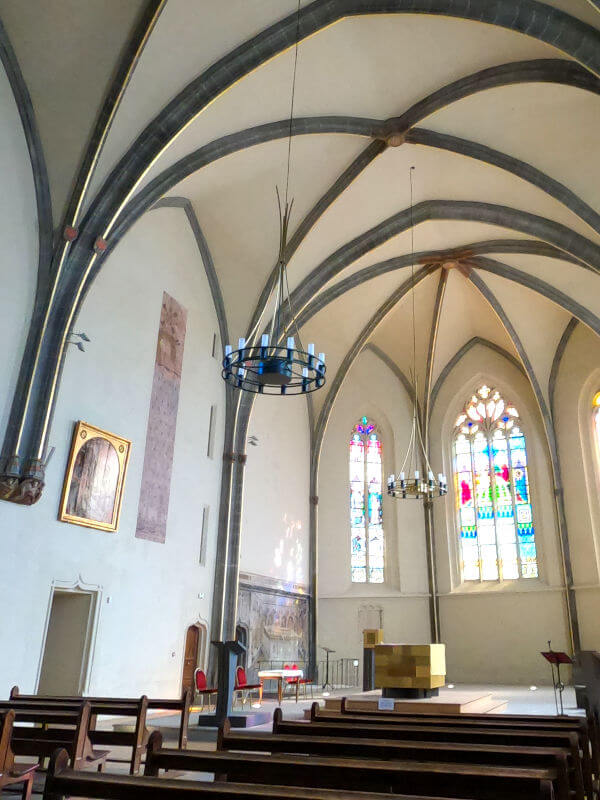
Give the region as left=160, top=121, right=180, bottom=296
left=375, top=643, right=446, bottom=698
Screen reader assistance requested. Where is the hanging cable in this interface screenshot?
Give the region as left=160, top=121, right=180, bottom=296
left=284, top=0, right=302, bottom=211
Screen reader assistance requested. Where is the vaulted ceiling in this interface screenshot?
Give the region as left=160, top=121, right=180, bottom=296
left=2, top=0, right=599, bottom=433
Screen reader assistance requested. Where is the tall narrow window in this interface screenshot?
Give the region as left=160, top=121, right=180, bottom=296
left=454, top=385, right=537, bottom=582
left=593, top=393, right=600, bottom=455
left=199, top=505, right=209, bottom=565
left=350, top=417, right=384, bottom=583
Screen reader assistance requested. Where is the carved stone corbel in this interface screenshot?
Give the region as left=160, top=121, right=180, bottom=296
left=10, top=477, right=44, bottom=505
left=0, top=476, right=19, bottom=500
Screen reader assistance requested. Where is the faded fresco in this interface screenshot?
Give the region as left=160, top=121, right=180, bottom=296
left=237, top=585, right=309, bottom=682
left=66, top=437, right=120, bottom=523
left=135, top=292, right=188, bottom=543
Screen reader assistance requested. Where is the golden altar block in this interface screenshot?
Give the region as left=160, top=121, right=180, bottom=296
left=375, top=643, right=446, bottom=698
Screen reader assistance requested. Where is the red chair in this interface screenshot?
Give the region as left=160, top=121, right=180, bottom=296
left=194, top=668, right=218, bottom=712
left=234, top=666, right=262, bottom=708
left=285, top=663, right=313, bottom=701
left=283, top=662, right=297, bottom=699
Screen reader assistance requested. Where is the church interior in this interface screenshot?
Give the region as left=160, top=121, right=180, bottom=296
left=1, top=1, right=600, bottom=798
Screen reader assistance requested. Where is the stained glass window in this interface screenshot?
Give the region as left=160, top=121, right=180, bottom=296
left=350, top=417, right=384, bottom=583
left=454, top=386, right=538, bottom=582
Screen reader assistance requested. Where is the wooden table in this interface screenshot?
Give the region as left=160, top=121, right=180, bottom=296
left=258, top=669, right=303, bottom=704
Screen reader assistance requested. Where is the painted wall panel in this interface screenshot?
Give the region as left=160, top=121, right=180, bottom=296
left=136, top=292, right=188, bottom=543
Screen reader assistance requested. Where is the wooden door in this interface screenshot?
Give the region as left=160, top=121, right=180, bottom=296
left=182, top=625, right=199, bottom=691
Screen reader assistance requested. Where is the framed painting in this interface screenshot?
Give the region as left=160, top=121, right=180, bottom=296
left=59, top=421, right=131, bottom=532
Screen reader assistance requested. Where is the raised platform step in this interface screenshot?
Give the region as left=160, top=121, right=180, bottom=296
left=316, top=689, right=508, bottom=716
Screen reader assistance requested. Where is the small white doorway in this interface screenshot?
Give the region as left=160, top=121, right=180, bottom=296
left=38, top=589, right=96, bottom=695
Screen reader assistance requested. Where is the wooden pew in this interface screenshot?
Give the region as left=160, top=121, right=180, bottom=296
left=3, top=697, right=148, bottom=774
left=335, top=697, right=592, bottom=742
left=0, top=701, right=107, bottom=771
left=274, top=711, right=589, bottom=799
left=43, top=747, right=471, bottom=800
left=217, top=719, right=574, bottom=800
left=0, top=710, right=37, bottom=800
left=144, top=731, right=556, bottom=799
left=316, top=701, right=595, bottom=776
left=10, top=686, right=193, bottom=751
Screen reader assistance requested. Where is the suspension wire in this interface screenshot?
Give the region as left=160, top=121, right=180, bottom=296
left=284, top=0, right=302, bottom=211
left=283, top=257, right=305, bottom=350
left=259, top=0, right=301, bottom=349
left=409, top=166, right=417, bottom=422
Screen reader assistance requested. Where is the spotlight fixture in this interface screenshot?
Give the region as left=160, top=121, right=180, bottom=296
left=222, top=0, right=325, bottom=397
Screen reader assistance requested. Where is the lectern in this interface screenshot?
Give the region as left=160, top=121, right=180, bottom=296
left=197, top=639, right=246, bottom=727
left=363, top=629, right=383, bottom=691
left=541, top=641, right=572, bottom=716
left=320, top=646, right=335, bottom=692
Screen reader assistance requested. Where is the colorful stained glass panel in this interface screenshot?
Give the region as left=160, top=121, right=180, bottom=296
left=350, top=421, right=384, bottom=583
left=454, top=386, right=538, bottom=582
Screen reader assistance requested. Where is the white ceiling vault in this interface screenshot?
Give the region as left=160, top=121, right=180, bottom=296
left=2, top=0, right=599, bottom=429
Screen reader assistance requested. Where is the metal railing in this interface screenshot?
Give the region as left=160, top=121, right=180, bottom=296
left=252, top=658, right=360, bottom=689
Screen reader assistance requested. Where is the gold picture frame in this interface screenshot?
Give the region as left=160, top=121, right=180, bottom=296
left=59, top=421, right=131, bottom=532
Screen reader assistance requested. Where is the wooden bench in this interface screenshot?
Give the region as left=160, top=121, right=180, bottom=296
left=0, top=701, right=107, bottom=771
left=43, top=747, right=471, bottom=800
left=335, top=698, right=593, bottom=743
left=275, top=711, right=590, bottom=799
left=10, top=686, right=193, bottom=751
left=0, top=710, right=37, bottom=800
left=318, top=701, right=595, bottom=776
left=3, top=697, right=148, bottom=774
left=144, top=730, right=556, bottom=799
left=217, top=718, right=574, bottom=800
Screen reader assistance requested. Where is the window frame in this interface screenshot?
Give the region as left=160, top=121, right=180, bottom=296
left=453, top=386, right=538, bottom=584
left=349, top=417, right=385, bottom=584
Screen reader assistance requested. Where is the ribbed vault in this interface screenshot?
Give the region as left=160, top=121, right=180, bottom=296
left=1, top=0, right=599, bottom=651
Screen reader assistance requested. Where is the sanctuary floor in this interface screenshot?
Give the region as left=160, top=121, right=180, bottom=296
left=144, top=682, right=581, bottom=739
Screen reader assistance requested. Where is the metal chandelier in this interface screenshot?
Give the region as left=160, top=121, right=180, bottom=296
left=222, top=0, right=326, bottom=396
left=387, top=168, right=447, bottom=501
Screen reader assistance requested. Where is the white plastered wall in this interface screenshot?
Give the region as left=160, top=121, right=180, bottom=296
left=429, top=344, right=571, bottom=684
left=0, top=206, right=225, bottom=697
left=240, top=395, right=310, bottom=587
left=554, top=323, right=600, bottom=652
left=317, top=349, right=431, bottom=672
left=0, top=62, right=38, bottom=441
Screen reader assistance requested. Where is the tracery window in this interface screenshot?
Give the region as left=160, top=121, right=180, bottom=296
left=454, top=385, right=537, bottom=582
left=350, top=417, right=384, bottom=583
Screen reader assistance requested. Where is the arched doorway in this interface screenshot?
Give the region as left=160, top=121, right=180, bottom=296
left=181, top=625, right=199, bottom=692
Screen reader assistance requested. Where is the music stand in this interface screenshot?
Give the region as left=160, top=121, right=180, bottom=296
left=320, top=646, right=336, bottom=692
left=541, top=640, right=572, bottom=715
